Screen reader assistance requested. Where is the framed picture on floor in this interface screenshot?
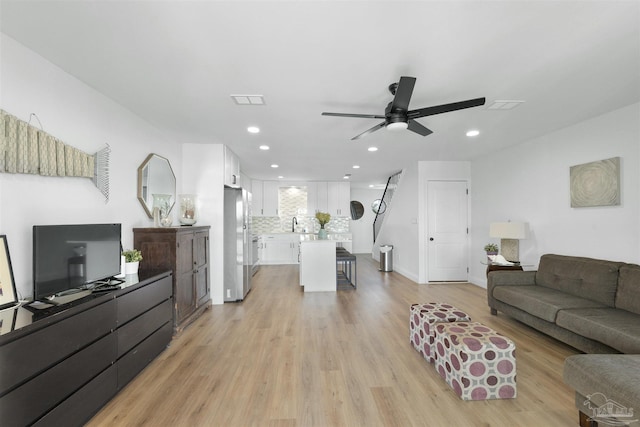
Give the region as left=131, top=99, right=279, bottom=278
left=0, top=308, right=17, bottom=334
left=0, top=235, right=19, bottom=310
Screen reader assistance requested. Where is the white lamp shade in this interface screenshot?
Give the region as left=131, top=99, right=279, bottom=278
left=489, top=222, right=529, bottom=239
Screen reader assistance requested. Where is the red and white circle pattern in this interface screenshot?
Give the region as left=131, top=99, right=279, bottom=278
left=434, top=322, right=517, bottom=400
left=409, top=303, right=472, bottom=363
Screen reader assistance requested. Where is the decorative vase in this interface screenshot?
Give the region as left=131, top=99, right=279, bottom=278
left=486, top=251, right=499, bottom=262
left=318, top=227, right=328, bottom=240
left=178, top=194, right=198, bottom=226
left=125, top=261, right=139, bottom=275
left=152, top=193, right=172, bottom=227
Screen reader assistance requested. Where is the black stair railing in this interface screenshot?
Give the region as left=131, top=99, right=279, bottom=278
left=373, top=170, right=402, bottom=243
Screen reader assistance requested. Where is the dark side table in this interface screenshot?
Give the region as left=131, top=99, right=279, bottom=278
left=485, top=263, right=523, bottom=278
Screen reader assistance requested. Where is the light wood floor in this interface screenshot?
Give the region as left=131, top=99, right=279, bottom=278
left=88, top=255, right=580, bottom=427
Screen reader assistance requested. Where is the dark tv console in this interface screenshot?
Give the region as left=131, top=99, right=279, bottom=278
left=0, top=270, right=173, bottom=427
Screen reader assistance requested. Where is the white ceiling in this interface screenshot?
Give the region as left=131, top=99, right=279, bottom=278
left=1, top=1, right=639, bottom=188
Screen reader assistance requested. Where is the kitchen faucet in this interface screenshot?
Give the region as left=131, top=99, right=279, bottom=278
left=291, top=217, right=298, bottom=232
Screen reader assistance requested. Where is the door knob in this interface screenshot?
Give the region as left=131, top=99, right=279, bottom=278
left=429, top=237, right=434, bottom=241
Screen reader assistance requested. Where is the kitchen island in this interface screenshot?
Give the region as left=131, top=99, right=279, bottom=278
left=298, top=233, right=355, bottom=292
left=299, top=240, right=337, bottom=292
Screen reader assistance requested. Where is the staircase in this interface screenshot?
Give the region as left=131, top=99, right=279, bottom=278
left=373, top=170, right=402, bottom=243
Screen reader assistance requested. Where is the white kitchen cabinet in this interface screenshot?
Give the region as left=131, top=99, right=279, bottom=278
left=260, top=234, right=299, bottom=264
left=327, top=182, right=351, bottom=217
left=251, top=179, right=265, bottom=216
left=224, top=146, right=241, bottom=188
left=315, top=182, right=329, bottom=213
left=262, top=181, right=280, bottom=216
left=306, top=182, right=318, bottom=214
left=249, top=180, right=350, bottom=218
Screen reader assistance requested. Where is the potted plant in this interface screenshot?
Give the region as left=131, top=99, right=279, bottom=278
left=122, top=249, right=143, bottom=275
left=315, top=211, right=331, bottom=240
left=484, top=243, right=499, bottom=260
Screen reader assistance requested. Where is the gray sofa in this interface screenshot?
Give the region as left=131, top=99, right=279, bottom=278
left=487, top=254, right=640, bottom=426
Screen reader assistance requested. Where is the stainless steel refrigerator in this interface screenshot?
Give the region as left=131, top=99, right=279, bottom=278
left=224, top=187, right=252, bottom=301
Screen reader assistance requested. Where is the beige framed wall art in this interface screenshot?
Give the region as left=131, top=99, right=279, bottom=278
left=570, top=157, right=621, bottom=208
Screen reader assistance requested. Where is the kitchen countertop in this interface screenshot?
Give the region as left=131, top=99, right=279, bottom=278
left=259, top=232, right=351, bottom=242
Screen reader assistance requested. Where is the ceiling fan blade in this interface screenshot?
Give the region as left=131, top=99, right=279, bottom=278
left=322, top=112, right=385, bottom=119
left=351, top=122, right=386, bottom=140
left=407, top=120, right=433, bottom=137
left=407, top=97, right=486, bottom=119
left=390, top=76, right=416, bottom=112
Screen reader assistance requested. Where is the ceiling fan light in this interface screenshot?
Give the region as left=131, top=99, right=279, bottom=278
left=386, top=122, right=408, bottom=132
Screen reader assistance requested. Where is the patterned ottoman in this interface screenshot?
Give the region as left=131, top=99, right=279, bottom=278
left=434, top=322, right=517, bottom=400
left=409, top=303, right=472, bottom=363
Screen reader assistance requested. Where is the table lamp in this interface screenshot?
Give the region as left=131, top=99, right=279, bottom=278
left=489, top=222, right=529, bottom=262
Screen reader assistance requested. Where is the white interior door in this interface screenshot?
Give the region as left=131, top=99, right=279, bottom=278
left=427, top=180, right=468, bottom=282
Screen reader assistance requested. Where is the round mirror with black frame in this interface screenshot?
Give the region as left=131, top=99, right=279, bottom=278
left=137, top=153, right=177, bottom=218
left=350, top=200, right=365, bottom=220
left=371, top=199, right=387, bottom=215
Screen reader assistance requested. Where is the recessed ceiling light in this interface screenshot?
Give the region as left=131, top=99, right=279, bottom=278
left=278, top=175, right=284, bottom=179
left=259, top=145, right=270, bottom=150
left=247, top=126, right=260, bottom=134
left=466, top=130, right=480, bottom=137
left=271, top=164, right=279, bottom=168
left=352, top=165, right=360, bottom=169
left=369, top=184, right=374, bottom=188
left=368, top=147, right=378, bottom=152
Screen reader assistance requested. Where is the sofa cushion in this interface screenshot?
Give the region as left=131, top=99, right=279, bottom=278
left=535, top=254, right=623, bottom=307
left=616, top=264, right=640, bottom=315
left=492, top=285, right=606, bottom=323
left=556, top=308, right=640, bottom=353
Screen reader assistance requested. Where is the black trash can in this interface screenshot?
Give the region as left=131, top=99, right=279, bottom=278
left=379, top=245, right=393, bottom=272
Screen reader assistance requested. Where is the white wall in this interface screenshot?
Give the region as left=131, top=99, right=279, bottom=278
left=349, top=187, right=384, bottom=254
left=0, top=34, right=181, bottom=299
left=469, top=103, right=640, bottom=287
left=373, top=165, right=420, bottom=282
left=181, top=143, right=225, bottom=304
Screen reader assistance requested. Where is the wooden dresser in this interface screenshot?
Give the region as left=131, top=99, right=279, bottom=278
left=0, top=271, right=173, bottom=427
left=133, top=226, right=211, bottom=333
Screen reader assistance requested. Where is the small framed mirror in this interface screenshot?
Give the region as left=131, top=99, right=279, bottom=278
left=372, top=199, right=387, bottom=215
left=137, top=154, right=177, bottom=218
left=350, top=201, right=364, bottom=220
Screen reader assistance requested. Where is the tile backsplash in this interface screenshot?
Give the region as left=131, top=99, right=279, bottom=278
left=252, top=215, right=350, bottom=234
left=279, top=187, right=308, bottom=218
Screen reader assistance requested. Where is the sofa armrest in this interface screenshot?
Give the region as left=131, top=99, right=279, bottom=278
left=487, top=270, right=537, bottom=313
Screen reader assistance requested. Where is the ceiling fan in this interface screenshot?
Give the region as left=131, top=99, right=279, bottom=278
left=322, top=76, right=486, bottom=140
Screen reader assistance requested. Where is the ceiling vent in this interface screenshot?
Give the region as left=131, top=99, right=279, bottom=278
left=487, top=100, right=524, bottom=110
left=231, top=95, right=265, bottom=105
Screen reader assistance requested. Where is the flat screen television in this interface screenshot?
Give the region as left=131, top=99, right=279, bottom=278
left=33, top=223, right=122, bottom=300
